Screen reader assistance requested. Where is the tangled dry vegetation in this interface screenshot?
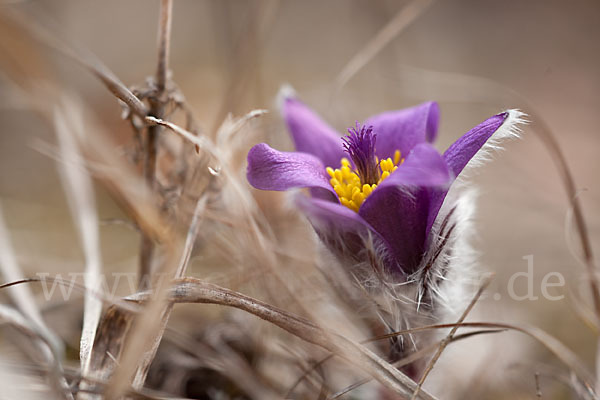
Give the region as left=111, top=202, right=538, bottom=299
left=0, top=1, right=598, bottom=400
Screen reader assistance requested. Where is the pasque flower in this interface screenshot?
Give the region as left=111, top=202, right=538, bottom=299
left=247, top=94, right=522, bottom=279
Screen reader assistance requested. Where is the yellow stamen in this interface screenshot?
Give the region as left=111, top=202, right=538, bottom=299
left=394, top=150, right=401, bottom=165
left=327, top=149, right=403, bottom=212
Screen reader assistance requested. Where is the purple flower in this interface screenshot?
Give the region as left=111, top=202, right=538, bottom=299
left=247, top=94, right=522, bottom=278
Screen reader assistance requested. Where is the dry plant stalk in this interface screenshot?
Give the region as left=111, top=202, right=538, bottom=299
left=139, top=0, right=174, bottom=289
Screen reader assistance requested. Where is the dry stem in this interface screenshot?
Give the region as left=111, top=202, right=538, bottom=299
left=139, top=0, right=174, bottom=289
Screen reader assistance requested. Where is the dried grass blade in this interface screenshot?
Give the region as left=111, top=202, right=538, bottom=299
left=145, top=116, right=215, bottom=156
left=53, top=105, right=103, bottom=377
left=215, top=109, right=268, bottom=147
left=334, top=0, right=435, bottom=92
left=175, top=194, right=208, bottom=278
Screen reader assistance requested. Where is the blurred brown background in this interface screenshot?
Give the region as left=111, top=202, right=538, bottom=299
left=0, top=0, right=599, bottom=398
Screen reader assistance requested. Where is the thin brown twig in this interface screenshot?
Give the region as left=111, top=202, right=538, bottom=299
left=145, top=116, right=215, bottom=155
left=138, top=0, right=174, bottom=290
left=88, top=64, right=149, bottom=119
left=156, top=0, right=172, bottom=93
left=410, top=274, right=493, bottom=400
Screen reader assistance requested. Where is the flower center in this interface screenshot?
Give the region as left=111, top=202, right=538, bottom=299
left=342, top=123, right=380, bottom=186
left=326, top=124, right=403, bottom=212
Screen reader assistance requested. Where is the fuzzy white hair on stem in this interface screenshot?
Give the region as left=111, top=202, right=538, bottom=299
left=413, top=188, right=479, bottom=318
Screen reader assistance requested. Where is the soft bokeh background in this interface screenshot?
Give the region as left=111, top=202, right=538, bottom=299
left=0, top=0, right=599, bottom=398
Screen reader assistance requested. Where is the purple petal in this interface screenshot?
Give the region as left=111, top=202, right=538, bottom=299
left=296, top=195, right=395, bottom=266
left=375, top=144, right=451, bottom=191
left=358, top=143, right=451, bottom=274
left=247, top=143, right=336, bottom=199
left=443, top=112, right=508, bottom=177
left=297, top=196, right=373, bottom=233
left=282, top=97, right=346, bottom=169
left=425, top=112, right=510, bottom=238
left=364, top=102, right=440, bottom=160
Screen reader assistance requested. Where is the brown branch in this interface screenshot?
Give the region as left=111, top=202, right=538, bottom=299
left=138, top=0, right=174, bottom=289
left=156, top=0, right=173, bottom=93
left=89, top=65, right=148, bottom=118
